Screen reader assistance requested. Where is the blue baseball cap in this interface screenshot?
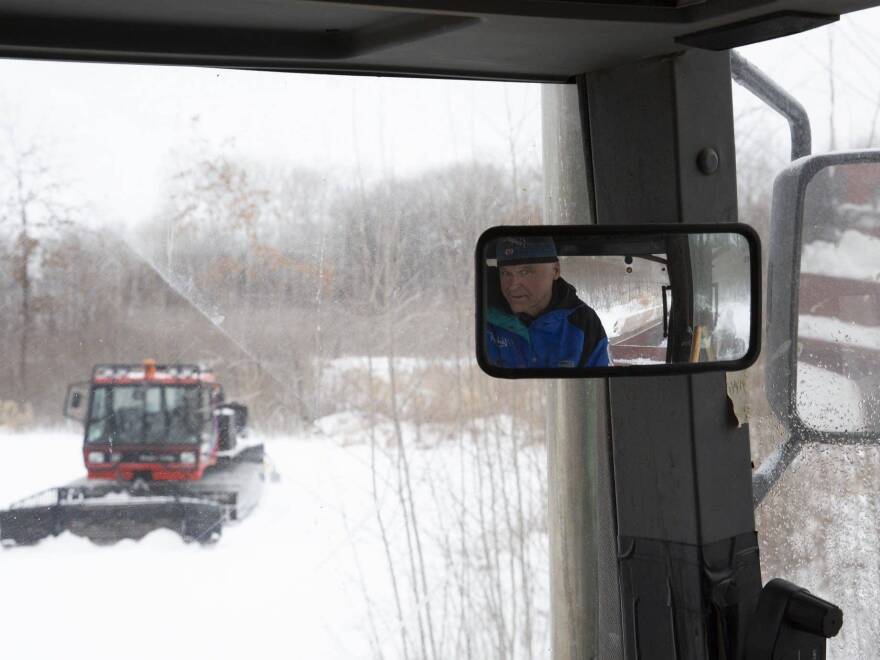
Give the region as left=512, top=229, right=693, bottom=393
left=496, top=236, right=558, bottom=267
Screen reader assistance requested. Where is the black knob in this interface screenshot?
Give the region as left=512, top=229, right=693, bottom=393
left=786, top=589, right=844, bottom=638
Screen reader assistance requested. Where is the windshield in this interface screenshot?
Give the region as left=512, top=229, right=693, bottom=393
left=0, top=57, right=546, bottom=660
left=1, top=7, right=878, bottom=659
left=86, top=385, right=202, bottom=444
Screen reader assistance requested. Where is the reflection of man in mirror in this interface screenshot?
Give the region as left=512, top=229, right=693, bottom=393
left=486, top=236, right=610, bottom=368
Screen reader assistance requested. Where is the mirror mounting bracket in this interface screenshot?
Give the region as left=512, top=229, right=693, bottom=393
left=730, top=51, right=811, bottom=161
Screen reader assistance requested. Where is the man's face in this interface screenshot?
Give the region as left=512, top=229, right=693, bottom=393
left=499, top=261, right=560, bottom=317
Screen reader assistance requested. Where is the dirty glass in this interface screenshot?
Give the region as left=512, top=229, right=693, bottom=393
left=165, top=386, right=202, bottom=443
left=0, top=59, right=547, bottom=659
left=110, top=386, right=146, bottom=443
left=86, top=386, right=108, bottom=442
left=735, top=9, right=880, bottom=657
left=797, top=162, right=880, bottom=433
left=142, top=386, right=164, bottom=443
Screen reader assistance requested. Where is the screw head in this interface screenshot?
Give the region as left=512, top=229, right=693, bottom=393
left=697, top=147, right=720, bottom=175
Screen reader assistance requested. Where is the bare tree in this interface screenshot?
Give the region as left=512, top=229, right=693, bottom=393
left=0, top=130, right=76, bottom=402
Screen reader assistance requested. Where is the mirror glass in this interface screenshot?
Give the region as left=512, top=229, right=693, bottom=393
left=797, top=162, right=880, bottom=433
left=478, top=226, right=755, bottom=375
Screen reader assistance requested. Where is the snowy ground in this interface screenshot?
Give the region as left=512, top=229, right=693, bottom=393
left=1, top=429, right=390, bottom=659
left=3, top=420, right=877, bottom=660
left=759, top=443, right=880, bottom=660
left=801, top=230, right=880, bottom=281
left=800, top=314, right=880, bottom=351
left=797, top=362, right=866, bottom=431
left=0, top=423, right=549, bottom=660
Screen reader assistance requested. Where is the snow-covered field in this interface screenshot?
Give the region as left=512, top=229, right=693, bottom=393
left=800, top=314, right=880, bottom=351
left=801, top=230, right=880, bottom=281
left=0, top=423, right=549, bottom=660
left=3, top=419, right=877, bottom=660
left=797, top=362, right=866, bottom=431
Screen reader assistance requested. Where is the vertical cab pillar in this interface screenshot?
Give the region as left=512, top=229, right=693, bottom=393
left=543, top=83, right=623, bottom=659
left=583, top=51, right=762, bottom=658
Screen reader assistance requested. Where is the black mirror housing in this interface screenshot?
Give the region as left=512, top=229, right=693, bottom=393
left=476, top=223, right=762, bottom=379
left=63, top=382, right=90, bottom=422
left=767, top=149, right=880, bottom=444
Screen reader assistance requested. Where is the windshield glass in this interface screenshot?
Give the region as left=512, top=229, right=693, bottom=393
left=86, top=385, right=202, bottom=444
left=3, top=7, right=877, bottom=658
left=0, top=58, right=546, bottom=659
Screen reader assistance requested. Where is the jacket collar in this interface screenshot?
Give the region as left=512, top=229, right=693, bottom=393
left=514, top=277, right=581, bottom=326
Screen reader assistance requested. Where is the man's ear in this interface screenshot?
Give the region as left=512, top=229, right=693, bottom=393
left=552, top=261, right=560, bottom=279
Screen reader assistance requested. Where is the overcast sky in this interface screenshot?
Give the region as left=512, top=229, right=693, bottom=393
left=3, top=6, right=880, bottom=230
left=736, top=6, right=880, bottom=153
left=0, top=61, right=542, bottom=229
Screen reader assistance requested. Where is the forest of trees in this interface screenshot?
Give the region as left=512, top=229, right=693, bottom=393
left=0, top=134, right=543, bottom=429
left=0, top=94, right=814, bottom=430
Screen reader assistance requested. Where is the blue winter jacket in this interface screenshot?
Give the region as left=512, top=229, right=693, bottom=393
left=486, top=278, right=610, bottom=369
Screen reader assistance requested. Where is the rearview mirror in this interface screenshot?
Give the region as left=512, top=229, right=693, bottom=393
left=476, top=224, right=761, bottom=378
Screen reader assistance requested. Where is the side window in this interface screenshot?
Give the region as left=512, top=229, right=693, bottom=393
left=184, top=387, right=203, bottom=435
left=88, top=387, right=106, bottom=420
left=736, top=13, right=880, bottom=656
left=86, top=387, right=108, bottom=442
left=165, top=387, right=201, bottom=443
left=164, top=387, right=186, bottom=443
left=143, top=387, right=164, bottom=443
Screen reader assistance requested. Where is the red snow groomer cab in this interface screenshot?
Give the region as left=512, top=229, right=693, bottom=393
left=74, top=361, right=245, bottom=482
